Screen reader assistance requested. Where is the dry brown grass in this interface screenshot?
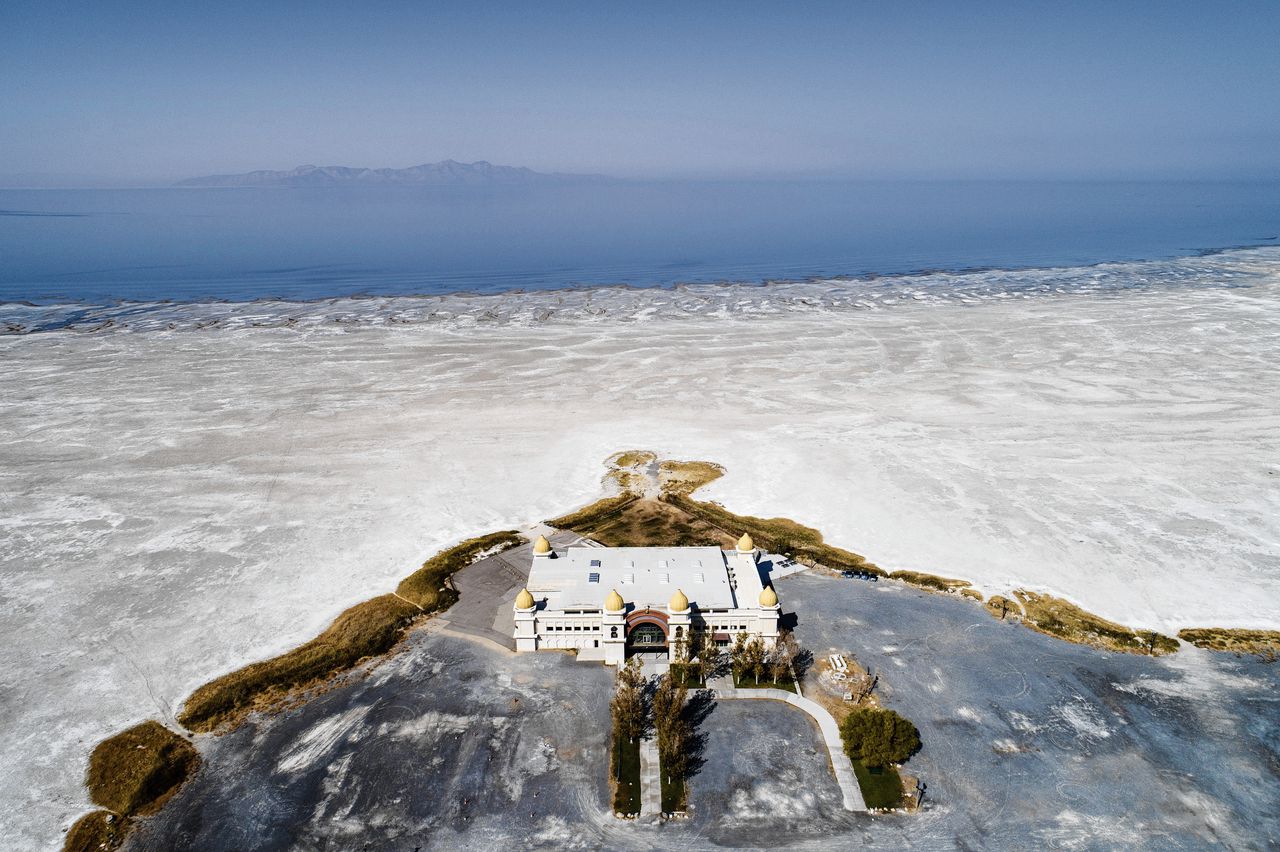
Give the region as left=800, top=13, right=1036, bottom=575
left=1010, top=590, right=1179, bottom=656
left=664, top=494, right=884, bottom=575
left=178, top=530, right=521, bottom=733
left=985, top=595, right=1025, bottom=619
left=657, top=459, right=725, bottom=496
left=178, top=594, right=419, bottom=733
left=64, top=811, right=129, bottom=852
left=611, top=450, right=657, bottom=469
left=547, top=494, right=640, bottom=532
left=1177, top=627, right=1280, bottom=656
left=554, top=496, right=735, bottom=548
left=889, top=570, right=975, bottom=595
left=85, top=721, right=200, bottom=816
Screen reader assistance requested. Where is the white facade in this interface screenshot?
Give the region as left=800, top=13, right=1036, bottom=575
left=514, top=537, right=780, bottom=665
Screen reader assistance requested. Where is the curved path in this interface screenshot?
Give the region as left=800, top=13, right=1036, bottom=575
left=708, top=678, right=867, bottom=811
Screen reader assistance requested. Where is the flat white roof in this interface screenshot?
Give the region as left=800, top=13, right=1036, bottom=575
left=528, top=545, right=762, bottom=612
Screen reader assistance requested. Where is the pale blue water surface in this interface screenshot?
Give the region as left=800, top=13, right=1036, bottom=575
left=1, top=181, right=1277, bottom=305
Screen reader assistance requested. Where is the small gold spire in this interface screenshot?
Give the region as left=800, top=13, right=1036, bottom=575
left=533, top=535, right=551, bottom=555
left=759, top=586, right=778, bottom=607
left=736, top=533, right=755, bottom=553
left=515, top=588, right=535, bottom=609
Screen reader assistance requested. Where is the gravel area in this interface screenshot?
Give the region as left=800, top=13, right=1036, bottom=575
left=126, top=571, right=1280, bottom=850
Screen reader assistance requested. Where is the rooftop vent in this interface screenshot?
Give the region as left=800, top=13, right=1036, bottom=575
left=590, top=559, right=602, bottom=568
left=622, top=573, right=635, bottom=585
left=693, top=572, right=705, bottom=583
left=657, top=559, right=669, bottom=569
left=588, top=572, right=600, bottom=583
left=658, top=573, right=670, bottom=584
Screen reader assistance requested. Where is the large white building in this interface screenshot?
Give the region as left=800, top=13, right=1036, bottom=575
left=513, top=533, right=780, bottom=665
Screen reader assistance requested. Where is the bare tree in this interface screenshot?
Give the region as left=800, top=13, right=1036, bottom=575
left=729, top=631, right=749, bottom=683
left=769, top=630, right=799, bottom=685
left=690, top=629, right=718, bottom=685
left=611, top=658, right=648, bottom=743
left=652, top=672, right=687, bottom=737
left=652, top=672, right=692, bottom=788
left=744, top=636, right=767, bottom=685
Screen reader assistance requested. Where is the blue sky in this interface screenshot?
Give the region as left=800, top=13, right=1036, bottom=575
left=2, top=0, right=1278, bottom=183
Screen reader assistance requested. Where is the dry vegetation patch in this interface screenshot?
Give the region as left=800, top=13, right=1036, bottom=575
left=548, top=495, right=641, bottom=532
left=985, top=595, right=1025, bottom=619
left=178, top=530, right=521, bottom=733
left=611, top=450, right=656, bottom=469
left=657, top=459, right=725, bottom=496
left=557, top=496, right=735, bottom=548
left=1177, top=627, right=1280, bottom=656
left=177, top=594, right=420, bottom=732
left=890, top=570, right=976, bottom=596
left=86, top=721, right=200, bottom=815
left=1010, top=590, right=1179, bottom=656
left=64, top=811, right=129, bottom=852
left=396, top=529, right=524, bottom=608
left=665, top=494, right=884, bottom=575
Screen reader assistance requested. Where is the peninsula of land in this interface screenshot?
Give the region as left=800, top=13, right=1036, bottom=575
left=64, top=453, right=1280, bottom=851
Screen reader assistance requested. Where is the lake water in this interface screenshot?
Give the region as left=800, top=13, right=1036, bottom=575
left=1, top=180, right=1277, bottom=305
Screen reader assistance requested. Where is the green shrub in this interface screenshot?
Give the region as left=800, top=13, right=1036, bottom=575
left=839, top=707, right=921, bottom=768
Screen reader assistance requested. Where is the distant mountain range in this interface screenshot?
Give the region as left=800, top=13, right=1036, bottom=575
left=175, top=160, right=611, bottom=187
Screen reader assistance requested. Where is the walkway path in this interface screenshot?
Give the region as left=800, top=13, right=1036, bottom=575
left=639, top=736, right=662, bottom=816
left=707, top=677, right=866, bottom=812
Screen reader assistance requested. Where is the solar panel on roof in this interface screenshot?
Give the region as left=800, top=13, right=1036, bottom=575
left=588, top=572, right=600, bottom=583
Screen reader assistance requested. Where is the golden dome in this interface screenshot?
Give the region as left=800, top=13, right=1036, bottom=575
left=669, top=588, right=689, bottom=612
left=514, top=588, right=535, bottom=610
left=532, top=535, right=551, bottom=555
left=605, top=589, right=625, bottom=612
left=736, top=533, right=755, bottom=553
left=759, top=586, right=778, bottom=607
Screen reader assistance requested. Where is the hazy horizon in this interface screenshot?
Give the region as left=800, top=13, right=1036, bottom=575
left=3, top=0, right=1279, bottom=187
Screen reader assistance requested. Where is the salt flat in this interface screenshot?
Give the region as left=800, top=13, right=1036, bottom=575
left=2, top=250, right=1279, bottom=847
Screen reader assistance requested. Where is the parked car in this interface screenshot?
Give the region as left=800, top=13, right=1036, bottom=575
left=840, top=570, right=856, bottom=578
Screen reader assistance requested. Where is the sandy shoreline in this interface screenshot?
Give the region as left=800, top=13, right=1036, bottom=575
left=2, top=255, right=1279, bottom=847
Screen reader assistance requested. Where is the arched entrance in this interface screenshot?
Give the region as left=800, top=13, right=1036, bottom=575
left=625, top=608, right=669, bottom=656
left=629, top=623, right=666, bottom=649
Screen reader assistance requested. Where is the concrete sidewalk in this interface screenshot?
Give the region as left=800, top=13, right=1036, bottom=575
left=708, top=676, right=866, bottom=812
left=639, top=736, right=662, bottom=816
